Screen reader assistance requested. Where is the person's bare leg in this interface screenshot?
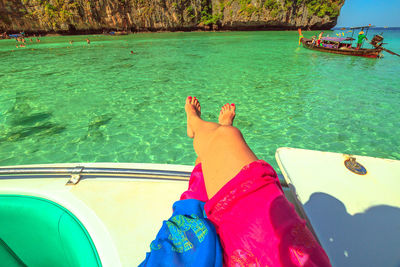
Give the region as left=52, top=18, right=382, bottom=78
left=186, top=97, right=201, bottom=138
left=185, top=97, right=257, bottom=198
left=185, top=96, right=220, bottom=153
left=194, top=102, right=237, bottom=165
left=194, top=156, right=201, bottom=166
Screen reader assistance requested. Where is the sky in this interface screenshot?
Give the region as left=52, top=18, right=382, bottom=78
left=336, top=0, right=400, bottom=27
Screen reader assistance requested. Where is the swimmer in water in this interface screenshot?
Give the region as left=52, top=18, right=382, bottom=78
left=86, top=38, right=90, bottom=45
left=69, top=40, right=73, bottom=45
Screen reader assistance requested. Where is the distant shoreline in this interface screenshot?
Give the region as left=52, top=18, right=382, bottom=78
left=2, top=26, right=399, bottom=39
left=1, top=25, right=334, bottom=38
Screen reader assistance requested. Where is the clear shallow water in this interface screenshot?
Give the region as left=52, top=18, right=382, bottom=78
left=0, top=30, right=399, bottom=171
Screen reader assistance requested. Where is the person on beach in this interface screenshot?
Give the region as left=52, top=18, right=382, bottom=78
left=141, top=97, right=331, bottom=266
left=356, top=31, right=367, bottom=50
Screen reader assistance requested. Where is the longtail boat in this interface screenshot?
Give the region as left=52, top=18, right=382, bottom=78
left=298, top=26, right=386, bottom=58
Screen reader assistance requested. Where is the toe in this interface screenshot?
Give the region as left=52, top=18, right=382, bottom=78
left=193, top=97, right=201, bottom=113
left=186, top=96, right=192, bottom=105
left=231, top=103, right=235, bottom=111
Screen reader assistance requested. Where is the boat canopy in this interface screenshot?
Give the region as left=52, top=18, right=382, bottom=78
left=321, top=37, right=354, bottom=42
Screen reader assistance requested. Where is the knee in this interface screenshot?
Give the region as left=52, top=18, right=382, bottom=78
left=215, top=125, right=243, bottom=138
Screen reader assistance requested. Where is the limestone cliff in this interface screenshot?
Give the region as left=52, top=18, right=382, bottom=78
left=0, top=0, right=344, bottom=33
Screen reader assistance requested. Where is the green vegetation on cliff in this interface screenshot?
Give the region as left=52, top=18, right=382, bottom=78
left=306, top=0, right=344, bottom=18
left=214, top=0, right=344, bottom=21
left=0, top=0, right=345, bottom=32
left=23, top=0, right=77, bottom=30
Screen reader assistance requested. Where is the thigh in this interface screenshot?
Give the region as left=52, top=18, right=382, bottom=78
left=197, top=126, right=258, bottom=198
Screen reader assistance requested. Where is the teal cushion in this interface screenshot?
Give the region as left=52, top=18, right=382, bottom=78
left=0, top=238, right=26, bottom=267
left=0, top=195, right=101, bottom=267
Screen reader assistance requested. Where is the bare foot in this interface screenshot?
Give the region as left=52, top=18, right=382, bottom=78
left=218, top=103, right=236, bottom=126
left=185, top=96, right=201, bottom=138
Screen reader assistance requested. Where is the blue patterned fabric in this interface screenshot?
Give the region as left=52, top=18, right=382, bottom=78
left=139, top=199, right=223, bottom=267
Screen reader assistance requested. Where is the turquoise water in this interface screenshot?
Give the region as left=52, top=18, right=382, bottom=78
left=0, top=30, right=399, bottom=171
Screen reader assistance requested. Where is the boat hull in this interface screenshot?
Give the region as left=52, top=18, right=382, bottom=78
left=301, top=38, right=383, bottom=58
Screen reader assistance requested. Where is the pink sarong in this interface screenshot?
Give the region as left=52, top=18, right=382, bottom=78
left=181, top=160, right=331, bottom=267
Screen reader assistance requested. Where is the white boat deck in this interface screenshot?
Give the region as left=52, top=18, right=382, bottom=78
left=0, top=162, right=298, bottom=266
left=0, top=163, right=192, bottom=266
left=276, top=147, right=400, bottom=267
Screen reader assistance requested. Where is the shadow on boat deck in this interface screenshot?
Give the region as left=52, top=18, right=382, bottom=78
left=304, top=192, right=400, bottom=267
